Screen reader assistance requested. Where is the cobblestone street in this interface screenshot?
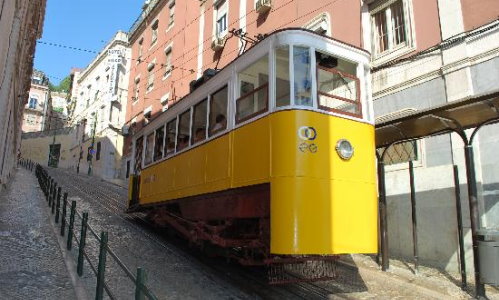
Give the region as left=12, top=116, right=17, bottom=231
left=0, top=168, right=76, bottom=299
left=2, top=166, right=498, bottom=299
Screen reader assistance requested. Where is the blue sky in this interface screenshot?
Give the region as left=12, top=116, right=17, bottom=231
left=34, top=0, right=144, bottom=85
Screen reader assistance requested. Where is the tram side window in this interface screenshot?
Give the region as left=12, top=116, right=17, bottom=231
left=316, top=50, right=360, bottom=116
left=164, top=118, right=176, bottom=155
left=192, top=99, right=207, bottom=144
left=209, top=85, right=228, bottom=136
left=144, top=132, right=154, bottom=165
left=134, top=136, right=143, bottom=173
left=177, top=109, right=191, bottom=151
left=153, top=125, right=165, bottom=161
left=236, top=55, right=269, bottom=123
left=294, top=46, right=312, bottom=106
left=275, top=46, right=290, bottom=107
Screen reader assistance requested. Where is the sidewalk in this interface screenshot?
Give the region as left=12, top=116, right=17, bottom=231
left=0, top=168, right=79, bottom=299
left=339, top=254, right=499, bottom=299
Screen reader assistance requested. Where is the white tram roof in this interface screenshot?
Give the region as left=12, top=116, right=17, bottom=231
left=138, top=28, right=371, bottom=135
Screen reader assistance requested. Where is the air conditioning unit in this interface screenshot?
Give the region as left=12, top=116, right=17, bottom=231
left=211, top=36, right=226, bottom=51
left=255, top=0, right=271, bottom=14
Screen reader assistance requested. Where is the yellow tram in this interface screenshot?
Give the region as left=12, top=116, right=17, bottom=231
left=128, top=29, right=377, bottom=277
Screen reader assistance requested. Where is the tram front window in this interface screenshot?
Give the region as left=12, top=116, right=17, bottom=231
left=316, top=51, right=361, bottom=117
left=275, top=46, right=290, bottom=107
left=236, top=55, right=269, bottom=123
left=293, top=46, right=312, bottom=107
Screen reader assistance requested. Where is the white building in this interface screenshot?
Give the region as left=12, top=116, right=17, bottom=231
left=22, top=70, right=50, bottom=133
left=69, top=31, right=130, bottom=181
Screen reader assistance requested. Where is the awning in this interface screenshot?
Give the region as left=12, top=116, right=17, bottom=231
left=375, top=91, right=499, bottom=148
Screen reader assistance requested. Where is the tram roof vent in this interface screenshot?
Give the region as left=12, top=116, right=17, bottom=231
left=189, top=68, right=218, bottom=92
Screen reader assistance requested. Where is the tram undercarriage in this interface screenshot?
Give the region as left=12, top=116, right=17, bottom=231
left=130, top=183, right=337, bottom=284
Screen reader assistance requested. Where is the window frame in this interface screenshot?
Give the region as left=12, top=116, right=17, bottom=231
left=176, top=108, right=192, bottom=152
left=168, top=0, right=175, bottom=29
left=208, top=85, right=229, bottom=137
left=151, top=19, right=159, bottom=46
left=137, top=37, right=144, bottom=62
left=316, top=66, right=362, bottom=118
left=28, top=96, right=38, bottom=109
left=153, top=124, right=165, bottom=161
left=191, top=98, right=208, bottom=145
left=235, top=83, right=269, bottom=124
left=163, top=44, right=173, bottom=79
left=369, top=0, right=415, bottom=65
left=214, top=0, right=229, bottom=39
left=164, top=117, right=178, bottom=157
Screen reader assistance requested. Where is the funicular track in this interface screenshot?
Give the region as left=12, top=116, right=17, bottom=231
left=45, top=169, right=358, bottom=299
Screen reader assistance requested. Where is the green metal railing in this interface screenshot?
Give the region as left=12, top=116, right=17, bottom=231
left=35, top=165, right=158, bottom=300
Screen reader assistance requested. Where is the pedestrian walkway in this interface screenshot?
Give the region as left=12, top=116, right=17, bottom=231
left=339, top=254, right=499, bottom=299
left=0, top=168, right=78, bottom=299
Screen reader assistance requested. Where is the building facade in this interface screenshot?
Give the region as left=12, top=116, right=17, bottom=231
left=70, top=31, right=130, bottom=181
left=46, top=91, right=69, bottom=130
left=0, top=0, right=47, bottom=187
left=364, top=0, right=499, bottom=273
left=22, top=70, right=51, bottom=133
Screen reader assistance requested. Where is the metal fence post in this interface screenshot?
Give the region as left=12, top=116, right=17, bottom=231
left=51, top=184, right=58, bottom=214
left=453, top=165, right=467, bottom=289
left=67, top=201, right=76, bottom=250
left=61, top=193, right=68, bottom=236
left=55, top=187, right=62, bottom=223
left=408, top=160, right=419, bottom=273
left=47, top=178, right=52, bottom=202
left=95, top=232, right=108, bottom=300
left=135, top=267, right=147, bottom=300
left=77, top=212, right=89, bottom=276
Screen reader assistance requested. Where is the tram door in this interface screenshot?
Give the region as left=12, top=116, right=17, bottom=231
left=48, top=144, right=61, bottom=168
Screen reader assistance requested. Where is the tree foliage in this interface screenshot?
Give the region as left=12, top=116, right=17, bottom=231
left=49, top=75, right=71, bottom=92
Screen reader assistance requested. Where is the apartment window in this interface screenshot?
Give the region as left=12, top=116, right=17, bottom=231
left=26, top=115, right=36, bottom=125
left=138, top=38, right=144, bottom=61
left=28, top=97, right=38, bottom=109
left=161, top=93, right=169, bottom=112
left=168, top=1, right=175, bottom=28
left=163, top=46, right=173, bottom=78
left=371, top=0, right=411, bottom=57
left=151, top=20, right=159, bottom=46
left=143, top=107, right=152, bottom=125
left=147, top=62, right=155, bottom=93
left=215, top=0, right=228, bottom=38
left=133, top=76, right=140, bottom=102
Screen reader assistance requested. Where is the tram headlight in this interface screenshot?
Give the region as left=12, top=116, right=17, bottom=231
left=336, top=139, right=354, bottom=160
